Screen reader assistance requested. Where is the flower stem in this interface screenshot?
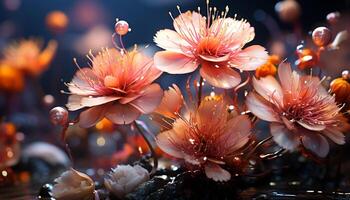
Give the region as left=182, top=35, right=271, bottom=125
left=133, top=121, right=158, bottom=175
left=197, top=76, right=204, bottom=107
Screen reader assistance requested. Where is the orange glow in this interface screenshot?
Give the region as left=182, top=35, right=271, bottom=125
left=45, top=11, right=69, bottom=33
left=95, top=118, right=115, bottom=133
left=0, top=64, right=24, bottom=92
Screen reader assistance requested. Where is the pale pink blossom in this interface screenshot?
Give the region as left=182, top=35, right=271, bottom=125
left=156, top=92, right=251, bottom=182
left=66, top=48, right=163, bottom=128
left=154, top=7, right=268, bottom=89
left=246, top=63, right=350, bottom=157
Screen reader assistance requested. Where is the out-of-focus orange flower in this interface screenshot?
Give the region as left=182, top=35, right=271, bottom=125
left=268, top=55, right=281, bottom=65
left=45, top=11, right=69, bottom=33
left=255, top=55, right=280, bottom=79
left=0, top=63, right=24, bottom=92
left=330, top=78, right=350, bottom=102
left=95, top=118, right=115, bottom=133
left=3, top=39, right=57, bottom=76
left=295, top=48, right=318, bottom=70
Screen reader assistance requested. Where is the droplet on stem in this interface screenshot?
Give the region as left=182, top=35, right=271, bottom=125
left=114, top=20, right=129, bottom=36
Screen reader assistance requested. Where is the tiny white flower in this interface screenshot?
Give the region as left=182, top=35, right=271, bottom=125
left=104, top=165, right=149, bottom=198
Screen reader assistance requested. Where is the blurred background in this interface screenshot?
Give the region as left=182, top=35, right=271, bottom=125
left=0, top=0, right=349, bottom=194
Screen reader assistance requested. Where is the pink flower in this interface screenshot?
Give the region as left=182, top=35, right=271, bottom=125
left=154, top=7, right=268, bottom=89
left=156, top=91, right=251, bottom=182
left=66, top=48, right=163, bottom=128
left=246, top=63, right=350, bottom=157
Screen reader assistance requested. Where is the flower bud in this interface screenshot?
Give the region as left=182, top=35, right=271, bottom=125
left=330, top=78, right=350, bottom=102
left=255, top=62, right=277, bottom=79
left=295, top=48, right=318, bottom=70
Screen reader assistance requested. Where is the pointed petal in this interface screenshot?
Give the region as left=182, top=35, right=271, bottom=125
left=301, top=133, right=330, bottom=158
left=246, top=92, right=281, bottom=122
left=105, top=103, right=141, bottom=125
left=297, top=121, right=326, bottom=131
left=204, top=163, right=231, bottom=182
left=130, top=84, right=164, bottom=114
left=154, top=84, right=184, bottom=118
left=278, top=62, right=293, bottom=89
left=200, top=63, right=241, bottom=89
left=79, top=105, right=108, bottom=128
left=322, top=128, right=345, bottom=145
left=230, top=45, right=268, bottom=71
left=252, top=76, right=283, bottom=101
left=221, top=115, right=251, bottom=152
left=270, top=122, right=300, bottom=151
left=154, top=51, right=198, bottom=74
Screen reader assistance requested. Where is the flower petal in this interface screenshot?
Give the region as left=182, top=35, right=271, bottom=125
left=80, top=96, right=121, bottom=108
left=154, top=29, right=189, bottom=53
left=270, top=122, right=300, bottom=151
left=130, top=84, right=164, bottom=114
left=301, top=133, right=330, bottom=158
left=204, top=163, right=231, bottom=182
left=246, top=92, right=281, bottom=122
left=200, top=63, right=241, bottom=89
left=322, top=128, right=345, bottom=145
left=230, top=45, right=268, bottom=71
left=66, top=95, right=84, bottom=111
left=156, top=129, right=184, bottom=159
left=68, top=68, right=100, bottom=96
left=79, top=105, right=109, bottom=128
left=154, top=51, right=198, bottom=74
left=154, top=84, right=184, bottom=118
left=252, top=76, right=283, bottom=102
left=297, top=121, right=326, bottom=131
left=105, top=103, right=141, bottom=125
left=221, top=115, right=251, bottom=152
left=173, top=11, right=206, bottom=42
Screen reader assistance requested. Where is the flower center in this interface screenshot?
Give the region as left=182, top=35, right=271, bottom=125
left=196, top=36, right=222, bottom=57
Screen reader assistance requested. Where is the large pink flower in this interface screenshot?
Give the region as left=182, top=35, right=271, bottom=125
left=156, top=91, right=251, bottom=182
left=246, top=63, right=349, bottom=158
left=154, top=9, right=268, bottom=89
left=66, top=48, right=163, bottom=128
